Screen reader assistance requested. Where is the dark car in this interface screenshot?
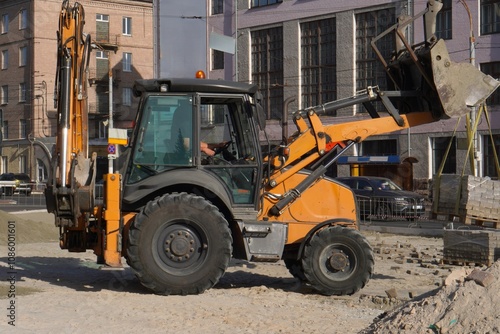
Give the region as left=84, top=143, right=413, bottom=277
left=335, top=176, right=425, bottom=221
left=13, top=173, right=33, bottom=196
left=0, top=173, right=33, bottom=196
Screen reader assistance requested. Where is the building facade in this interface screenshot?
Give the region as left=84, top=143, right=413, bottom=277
left=0, top=0, right=153, bottom=182
left=206, top=0, right=500, bottom=183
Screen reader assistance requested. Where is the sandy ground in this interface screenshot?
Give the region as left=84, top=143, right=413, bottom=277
left=0, top=210, right=497, bottom=333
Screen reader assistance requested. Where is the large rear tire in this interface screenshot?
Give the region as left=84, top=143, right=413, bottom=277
left=301, top=226, right=374, bottom=296
left=127, top=192, right=232, bottom=295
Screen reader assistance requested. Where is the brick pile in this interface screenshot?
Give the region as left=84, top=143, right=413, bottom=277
left=443, top=230, right=500, bottom=266
left=432, top=174, right=500, bottom=225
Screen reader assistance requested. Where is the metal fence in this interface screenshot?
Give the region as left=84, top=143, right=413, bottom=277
left=355, top=195, right=427, bottom=222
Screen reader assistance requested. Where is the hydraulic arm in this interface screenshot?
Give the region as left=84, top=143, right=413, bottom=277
left=45, top=0, right=96, bottom=242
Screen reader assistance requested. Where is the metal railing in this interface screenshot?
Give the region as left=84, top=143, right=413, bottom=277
left=355, top=195, right=426, bottom=222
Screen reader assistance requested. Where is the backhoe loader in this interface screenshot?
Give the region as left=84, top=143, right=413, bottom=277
left=45, top=0, right=499, bottom=295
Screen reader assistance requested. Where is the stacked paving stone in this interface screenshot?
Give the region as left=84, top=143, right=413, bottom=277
left=443, top=230, right=500, bottom=266
left=432, top=174, right=500, bottom=225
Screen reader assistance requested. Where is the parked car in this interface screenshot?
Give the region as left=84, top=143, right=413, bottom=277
left=0, top=173, right=17, bottom=196
left=13, top=173, right=33, bottom=196
left=335, top=176, right=425, bottom=221
left=0, top=173, right=33, bottom=196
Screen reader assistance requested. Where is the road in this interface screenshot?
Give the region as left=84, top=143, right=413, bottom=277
left=0, top=192, right=46, bottom=212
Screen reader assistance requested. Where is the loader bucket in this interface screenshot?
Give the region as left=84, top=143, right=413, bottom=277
left=429, top=39, right=500, bottom=118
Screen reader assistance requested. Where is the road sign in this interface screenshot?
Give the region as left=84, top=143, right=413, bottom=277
left=107, top=144, right=116, bottom=154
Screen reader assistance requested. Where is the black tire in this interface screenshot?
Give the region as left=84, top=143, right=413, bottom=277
left=5, top=187, right=13, bottom=196
left=127, top=192, right=232, bottom=295
left=284, top=259, right=307, bottom=282
left=301, top=226, right=374, bottom=296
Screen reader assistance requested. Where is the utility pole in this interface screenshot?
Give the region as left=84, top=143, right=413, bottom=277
left=460, top=0, right=479, bottom=176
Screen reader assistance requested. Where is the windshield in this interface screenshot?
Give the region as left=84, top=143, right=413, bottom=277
left=374, top=179, right=401, bottom=190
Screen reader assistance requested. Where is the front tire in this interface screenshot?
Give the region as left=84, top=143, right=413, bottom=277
left=127, top=192, right=232, bottom=295
left=301, top=226, right=374, bottom=296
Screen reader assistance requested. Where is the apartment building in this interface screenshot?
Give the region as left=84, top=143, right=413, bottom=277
left=206, top=0, right=500, bottom=182
left=0, top=0, right=153, bottom=182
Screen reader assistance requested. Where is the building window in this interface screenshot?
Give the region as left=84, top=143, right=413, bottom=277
left=1, top=156, right=6, bottom=174
left=96, top=51, right=108, bottom=59
left=481, top=0, right=500, bottom=35
left=481, top=62, right=500, bottom=105
left=99, top=120, right=107, bottom=139
left=360, top=139, right=397, bottom=156
left=19, top=83, right=26, bottom=102
left=19, top=155, right=27, bottom=173
left=212, top=50, right=224, bottom=70
left=20, top=119, right=27, bottom=138
left=1, top=50, right=7, bottom=69
left=19, top=9, right=28, bottom=30
left=251, top=0, right=282, bottom=8
left=96, top=51, right=109, bottom=79
left=212, top=0, right=223, bottom=15
left=123, top=87, right=132, bottom=106
left=123, top=52, right=132, bottom=72
left=96, top=14, right=110, bottom=42
left=251, top=27, right=284, bottom=120
left=1, top=13, right=8, bottom=34
left=19, top=46, right=27, bottom=67
left=1, top=85, right=7, bottom=104
left=432, top=137, right=456, bottom=174
left=301, top=18, right=337, bottom=110
left=435, top=0, right=452, bottom=40
left=483, top=134, right=500, bottom=178
left=3, top=121, right=8, bottom=139
left=122, top=17, right=132, bottom=36
left=356, top=8, right=396, bottom=111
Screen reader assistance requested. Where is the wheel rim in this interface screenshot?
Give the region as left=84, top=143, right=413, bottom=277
left=318, top=243, right=357, bottom=281
left=153, top=220, right=208, bottom=276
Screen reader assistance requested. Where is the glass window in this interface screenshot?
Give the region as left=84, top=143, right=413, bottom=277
left=19, top=155, right=27, bottom=173
left=361, top=139, right=397, bottom=155
left=483, top=134, right=500, bottom=178
left=356, top=8, right=396, bottom=111
left=1, top=85, right=7, bottom=104
left=20, top=119, right=27, bottom=138
left=212, top=0, right=223, bottom=15
left=1, top=13, right=8, bottom=34
left=251, top=0, right=282, bottom=8
left=436, top=0, right=452, bottom=40
left=122, top=17, right=132, bottom=35
left=1, top=50, right=7, bottom=69
left=251, top=27, right=283, bottom=119
left=19, top=46, right=27, bottom=66
left=19, top=82, right=26, bottom=102
left=99, top=120, right=107, bottom=139
left=96, top=14, right=109, bottom=22
left=19, top=9, right=28, bottom=30
left=123, top=87, right=132, bottom=106
left=212, top=50, right=224, bottom=70
left=481, top=0, right=500, bottom=35
left=96, top=14, right=109, bottom=42
left=481, top=62, right=500, bottom=105
left=1, top=156, right=6, bottom=174
left=123, top=52, right=132, bottom=72
left=301, top=17, right=337, bottom=110
left=3, top=120, right=8, bottom=139
left=432, top=137, right=456, bottom=174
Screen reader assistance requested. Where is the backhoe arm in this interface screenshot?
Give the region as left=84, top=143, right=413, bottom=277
left=45, top=0, right=95, bottom=229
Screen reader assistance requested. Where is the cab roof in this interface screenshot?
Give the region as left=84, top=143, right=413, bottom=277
left=133, top=78, right=259, bottom=97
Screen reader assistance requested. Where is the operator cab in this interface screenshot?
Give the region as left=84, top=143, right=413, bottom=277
left=121, top=78, right=264, bottom=211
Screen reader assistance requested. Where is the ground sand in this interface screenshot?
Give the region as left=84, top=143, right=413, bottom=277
left=0, top=210, right=498, bottom=333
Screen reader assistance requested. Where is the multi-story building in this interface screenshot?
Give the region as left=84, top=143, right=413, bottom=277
left=206, top=0, right=500, bottom=183
left=0, top=0, right=153, bottom=182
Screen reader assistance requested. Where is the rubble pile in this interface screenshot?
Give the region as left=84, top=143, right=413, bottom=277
left=362, top=260, right=500, bottom=333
